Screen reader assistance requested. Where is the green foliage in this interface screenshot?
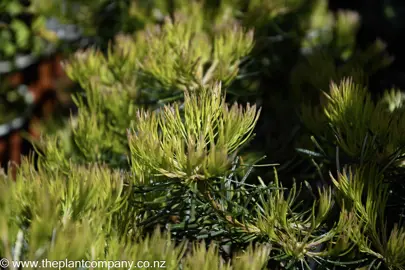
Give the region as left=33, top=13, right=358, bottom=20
left=129, top=83, right=260, bottom=182
left=63, top=11, right=254, bottom=96
left=0, top=158, right=271, bottom=269
left=2, top=0, right=405, bottom=269
left=0, top=0, right=59, bottom=129
left=0, top=0, right=57, bottom=59
left=331, top=165, right=405, bottom=269
left=301, top=78, right=405, bottom=167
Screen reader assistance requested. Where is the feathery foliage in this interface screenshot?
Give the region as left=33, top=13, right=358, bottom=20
left=1, top=0, right=405, bottom=269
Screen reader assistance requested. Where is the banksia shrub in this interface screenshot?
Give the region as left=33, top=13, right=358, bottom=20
left=1, top=0, right=405, bottom=269
left=128, top=83, right=260, bottom=182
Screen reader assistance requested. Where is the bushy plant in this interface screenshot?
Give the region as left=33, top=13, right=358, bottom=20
left=1, top=0, right=405, bottom=269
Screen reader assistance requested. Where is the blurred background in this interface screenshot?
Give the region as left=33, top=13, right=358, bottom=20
left=1, top=0, right=405, bottom=177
